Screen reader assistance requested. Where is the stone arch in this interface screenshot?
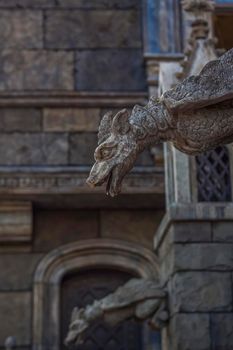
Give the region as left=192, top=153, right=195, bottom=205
left=33, top=239, right=159, bottom=350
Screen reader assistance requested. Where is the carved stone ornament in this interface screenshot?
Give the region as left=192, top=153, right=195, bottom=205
left=65, top=278, right=168, bottom=347
left=181, top=0, right=215, bottom=12
left=87, top=49, right=233, bottom=196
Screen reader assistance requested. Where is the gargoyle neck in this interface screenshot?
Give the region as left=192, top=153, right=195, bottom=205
left=130, top=98, right=171, bottom=149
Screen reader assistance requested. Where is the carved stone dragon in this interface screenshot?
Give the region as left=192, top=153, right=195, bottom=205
left=65, top=278, right=168, bottom=347
left=87, top=48, right=233, bottom=197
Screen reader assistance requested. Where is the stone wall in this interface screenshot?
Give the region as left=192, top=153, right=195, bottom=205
left=0, top=208, right=163, bottom=349
left=0, top=1, right=165, bottom=349
left=0, top=0, right=146, bottom=92
left=155, top=204, right=233, bottom=350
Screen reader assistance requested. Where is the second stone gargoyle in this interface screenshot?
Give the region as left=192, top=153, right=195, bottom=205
left=65, top=278, right=168, bottom=347
left=87, top=48, right=233, bottom=196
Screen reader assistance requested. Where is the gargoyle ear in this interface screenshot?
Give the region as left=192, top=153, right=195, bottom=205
left=112, top=109, right=130, bottom=135
left=98, top=111, right=115, bottom=145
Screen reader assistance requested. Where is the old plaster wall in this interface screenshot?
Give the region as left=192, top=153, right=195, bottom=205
left=0, top=1, right=164, bottom=349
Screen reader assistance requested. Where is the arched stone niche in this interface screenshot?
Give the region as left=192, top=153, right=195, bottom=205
left=33, top=239, right=159, bottom=350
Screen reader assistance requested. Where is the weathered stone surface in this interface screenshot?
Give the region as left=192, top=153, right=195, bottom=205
left=172, top=222, right=212, bottom=242
left=43, top=108, right=100, bottom=132
left=0, top=10, right=42, bottom=49
left=87, top=50, right=233, bottom=196
left=57, top=0, right=139, bottom=9
left=0, top=202, right=32, bottom=242
left=45, top=10, right=141, bottom=49
left=33, top=210, right=98, bottom=252
left=169, top=272, right=232, bottom=313
left=0, top=0, right=54, bottom=7
left=100, top=210, right=164, bottom=248
left=0, top=108, right=41, bottom=132
left=213, top=221, right=233, bottom=242
left=0, top=133, right=68, bottom=165
left=170, top=314, right=211, bottom=350
left=157, top=222, right=212, bottom=263
left=66, top=278, right=167, bottom=346
left=0, top=292, right=31, bottom=346
left=0, top=254, right=42, bottom=290
left=76, top=49, right=146, bottom=91
left=173, top=243, right=233, bottom=271
left=211, top=313, right=233, bottom=350
left=69, top=133, right=97, bottom=165
left=0, top=50, right=73, bottom=90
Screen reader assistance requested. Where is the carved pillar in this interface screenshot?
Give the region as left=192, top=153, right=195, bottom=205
left=156, top=2, right=233, bottom=349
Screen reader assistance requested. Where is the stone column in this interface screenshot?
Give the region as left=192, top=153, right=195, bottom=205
left=155, top=2, right=233, bottom=349
left=155, top=203, right=233, bottom=350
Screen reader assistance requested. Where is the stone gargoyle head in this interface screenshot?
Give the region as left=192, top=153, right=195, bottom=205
left=86, top=109, right=141, bottom=197
left=64, top=307, right=88, bottom=347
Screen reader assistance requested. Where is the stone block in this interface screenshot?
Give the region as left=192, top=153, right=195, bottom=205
left=57, top=0, right=139, bottom=9
left=157, top=222, right=212, bottom=263
left=0, top=0, right=54, bottom=7
left=170, top=314, right=211, bottom=350
left=0, top=202, right=32, bottom=242
left=0, top=254, right=42, bottom=291
left=169, top=272, right=232, bottom=313
left=173, top=222, right=212, bottom=242
left=43, top=108, right=100, bottom=132
left=173, top=243, right=233, bottom=271
left=76, top=49, right=146, bottom=91
left=213, top=221, right=233, bottom=242
left=0, top=10, right=42, bottom=48
left=100, top=210, right=164, bottom=248
left=0, top=292, right=31, bottom=346
left=0, top=50, right=73, bottom=90
left=45, top=10, right=141, bottom=49
left=211, top=314, right=233, bottom=350
left=0, top=108, right=41, bottom=132
left=33, top=209, right=98, bottom=252
left=69, top=133, right=97, bottom=165
left=0, top=133, right=68, bottom=165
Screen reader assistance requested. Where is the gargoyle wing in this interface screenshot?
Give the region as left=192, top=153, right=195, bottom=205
left=162, top=48, right=233, bottom=113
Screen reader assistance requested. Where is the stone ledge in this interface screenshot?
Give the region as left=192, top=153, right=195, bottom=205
left=0, top=91, right=147, bottom=107
left=0, top=166, right=164, bottom=196
left=154, top=203, right=233, bottom=251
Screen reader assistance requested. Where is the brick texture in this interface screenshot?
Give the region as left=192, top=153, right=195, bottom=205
left=0, top=50, right=74, bottom=90
left=45, top=10, right=141, bottom=49
left=43, top=108, right=100, bottom=132
left=0, top=108, right=41, bottom=132
left=0, top=133, right=68, bottom=165
left=0, top=10, right=42, bottom=49
left=76, top=49, right=146, bottom=91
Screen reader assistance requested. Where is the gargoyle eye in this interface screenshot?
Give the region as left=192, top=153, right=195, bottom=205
left=101, top=149, right=111, bottom=158
left=95, top=143, right=117, bottom=161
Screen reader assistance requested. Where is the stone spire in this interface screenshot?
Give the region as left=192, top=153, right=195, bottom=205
left=177, top=0, right=218, bottom=79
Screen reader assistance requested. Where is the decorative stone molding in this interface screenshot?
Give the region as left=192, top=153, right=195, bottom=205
left=0, top=166, right=164, bottom=198
left=0, top=201, right=32, bottom=242
left=0, top=92, right=147, bottom=108
left=33, top=239, right=159, bottom=350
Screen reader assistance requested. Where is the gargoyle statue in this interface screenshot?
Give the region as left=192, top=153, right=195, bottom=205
left=65, top=278, right=168, bottom=347
left=87, top=48, right=233, bottom=196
